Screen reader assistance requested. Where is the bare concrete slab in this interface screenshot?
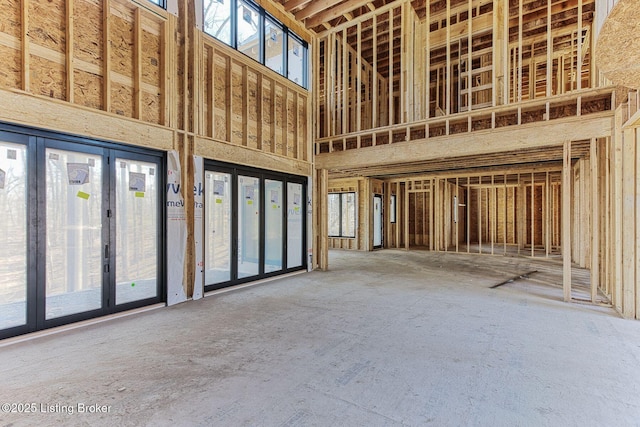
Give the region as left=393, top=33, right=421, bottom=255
left=1, top=250, right=640, bottom=426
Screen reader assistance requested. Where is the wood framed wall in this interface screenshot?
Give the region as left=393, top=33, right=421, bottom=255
left=0, top=0, right=313, bottom=298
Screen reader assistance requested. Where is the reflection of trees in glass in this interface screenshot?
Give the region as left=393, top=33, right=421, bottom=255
left=115, top=160, right=157, bottom=299
left=0, top=143, right=27, bottom=305
left=204, top=0, right=232, bottom=44
left=45, top=149, right=102, bottom=310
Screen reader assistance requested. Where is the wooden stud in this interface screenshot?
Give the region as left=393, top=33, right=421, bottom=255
left=256, top=73, right=263, bottom=148
left=103, top=0, right=111, bottom=113
left=372, top=15, right=378, bottom=128
left=242, top=66, right=249, bottom=147
left=357, top=22, right=362, bottom=132
left=504, top=173, right=508, bottom=254
left=66, top=0, right=75, bottom=103
left=590, top=137, right=599, bottom=302
left=531, top=172, right=535, bottom=257
left=405, top=179, right=410, bottom=250
left=388, top=9, right=394, bottom=126
left=467, top=178, right=471, bottom=253
left=622, top=127, right=636, bottom=317
left=563, top=140, right=572, bottom=302
left=134, top=8, right=142, bottom=120
left=426, top=2, right=430, bottom=117
left=518, top=0, right=523, bottom=102
left=207, top=48, right=214, bottom=138
left=270, top=79, right=276, bottom=153
left=445, top=0, right=451, bottom=115
left=225, top=57, right=232, bottom=141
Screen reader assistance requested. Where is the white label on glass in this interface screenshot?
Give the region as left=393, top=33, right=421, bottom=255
left=213, top=180, right=225, bottom=196
left=129, top=172, right=146, bottom=192
left=67, top=163, right=90, bottom=185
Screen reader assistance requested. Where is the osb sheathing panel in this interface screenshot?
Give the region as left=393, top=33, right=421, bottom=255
left=111, top=82, right=134, bottom=117
left=141, top=27, right=161, bottom=87
left=110, top=14, right=133, bottom=78
left=74, top=0, right=103, bottom=66
left=30, top=56, right=66, bottom=100
left=0, top=45, right=21, bottom=89
left=141, top=92, right=161, bottom=124
left=29, top=0, right=66, bottom=54
left=0, top=0, right=21, bottom=38
left=74, top=69, right=102, bottom=110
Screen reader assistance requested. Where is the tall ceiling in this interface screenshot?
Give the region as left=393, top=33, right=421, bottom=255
left=275, top=0, right=424, bottom=33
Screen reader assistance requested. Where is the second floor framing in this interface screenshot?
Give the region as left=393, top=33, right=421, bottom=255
left=313, top=0, right=611, bottom=148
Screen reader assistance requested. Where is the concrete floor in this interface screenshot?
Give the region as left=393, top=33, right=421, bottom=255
left=1, top=250, right=640, bottom=426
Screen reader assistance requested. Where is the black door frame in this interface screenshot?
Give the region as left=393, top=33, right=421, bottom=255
left=0, top=123, right=166, bottom=340
left=204, top=159, right=307, bottom=292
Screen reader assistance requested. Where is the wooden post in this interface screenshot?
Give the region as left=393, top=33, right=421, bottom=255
left=373, top=15, right=378, bottom=128
left=531, top=172, right=535, bottom=257
left=103, top=0, right=111, bottom=113
left=563, top=141, right=572, bottom=302
left=405, top=179, right=410, bottom=250
left=66, top=0, right=75, bottom=103
left=396, top=182, right=401, bottom=248
left=318, top=168, right=329, bottom=271
left=622, top=127, right=636, bottom=317
left=134, top=8, right=142, bottom=119
left=590, top=138, right=599, bottom=302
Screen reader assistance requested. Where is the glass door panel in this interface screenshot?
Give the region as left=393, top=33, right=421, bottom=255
left=373, top=195, right=382, bottom=248
left=265, top=179, right=283, bottom=273
left=45, top=148, right=103, bottom=319
left=205, top=171, right=232, bottom=284
left=287, top=182, right=303, bottom=268
left=238, top=175, right=260, bottom=278
left=115, top=158, right=158, bottom=305
left=0, top=142, right=28, bottom=330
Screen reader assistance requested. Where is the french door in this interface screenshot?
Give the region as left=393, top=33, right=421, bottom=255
left=204, top=161, right=306, bottom=291
left=0, top=128, right=164, bottom=340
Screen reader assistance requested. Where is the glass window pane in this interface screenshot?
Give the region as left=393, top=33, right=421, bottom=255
left=115, top=159, right=158, bottom=305
left=342, top=193, right=356, bottom=238
left=288, top=35, right=305, bottom=87
left=204, top=0, right=232, bottom=45
left=287, top=182, right=303, bottom=268
left=237, top=1, right=260, bottom=62
left=265, top=19, right=284, bottom=75
left=238, top=175, right=260, bottom=278
left=265, top=180, right=283, bottom=273
left=205, top=171, right=232, bottom=284
left=46, top=148, right=103, bottom=319
left=328, top=193, right=340, bottom=237
left=0, top=142, right=27, bottom=330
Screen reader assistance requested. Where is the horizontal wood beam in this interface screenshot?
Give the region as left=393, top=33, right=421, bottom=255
left=194, top=136, right=312, bottom=176
left=0, top=88, right=173, bottom=150
left=315, top=113, right=613, bottom=171
left=305, top=0, right=373, bottom=28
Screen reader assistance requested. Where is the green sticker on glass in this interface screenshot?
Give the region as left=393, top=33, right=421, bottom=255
left=272, top=204, right=278, bottom=209
left=248, top=200, right=253, bottom=205
left=216, top=198, right=223, bottom=204
left=77, top=191, right=90, bottom=200
left=135, top=192, right=145, bottom=198
left=294, top=207, right=300, bottom=212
